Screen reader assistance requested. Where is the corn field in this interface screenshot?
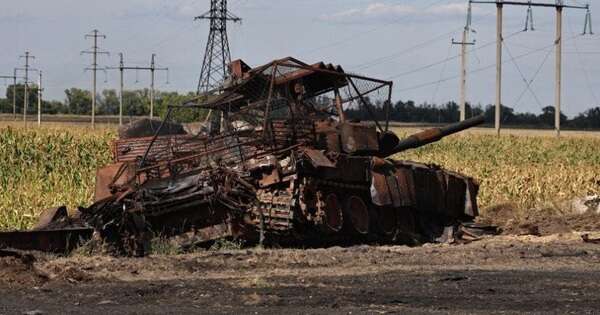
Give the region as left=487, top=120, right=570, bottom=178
left=0, top=126, right=114, bottom=230
left=1, top=125, right=599, bottom=231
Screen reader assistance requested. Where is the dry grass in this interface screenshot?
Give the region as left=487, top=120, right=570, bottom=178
left=0, top=122, right=598, bottom=231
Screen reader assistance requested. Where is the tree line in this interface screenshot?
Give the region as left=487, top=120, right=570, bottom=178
left=1, top=84, right=599, bottom=129
left=0, top=84, right=195, bottom=118
left=345, top=99, right=600, bottom=130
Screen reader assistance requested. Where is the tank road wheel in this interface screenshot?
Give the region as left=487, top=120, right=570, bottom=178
left=345, top=196, right=370, bottom=235
left=323, top=193, right=343, bottom=232
left=376, top=207, right=397, bottom=236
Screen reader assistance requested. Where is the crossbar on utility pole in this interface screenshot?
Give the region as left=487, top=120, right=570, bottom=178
left=82, top=30, right=109, bottom=129
left=470, top=0, right=591, bottom=137
left=107, top=53, right=168, bottom=123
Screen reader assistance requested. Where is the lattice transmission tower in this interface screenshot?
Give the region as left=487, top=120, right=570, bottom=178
left=195, top=0, right=241, bottom=94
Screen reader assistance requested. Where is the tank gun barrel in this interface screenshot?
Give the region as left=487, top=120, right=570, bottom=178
left=387, top=115, right=485, bottom=156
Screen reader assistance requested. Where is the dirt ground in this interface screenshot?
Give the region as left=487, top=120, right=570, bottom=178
left=2, top=231, right=600, bottom=315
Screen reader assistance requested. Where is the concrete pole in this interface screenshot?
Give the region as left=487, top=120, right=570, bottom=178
left=334, top=88, right=345, bottom=123
left=37, top=71, right=42, bottom=126
left=91, top=31, right=97, bottom=129
left=150, top=54, right=155, bottom=120
left=119, top=53, right=124, bottom=126
left=495, top=3, right=503, bottom=136
left=460, top=28, right=468, bottom=122
left=22, top=51, right=32, bottom=125
left=555, top=6, right=563, bottom=137
left=12, top=69, right=17, bottom=121
left=23, top=81, right=28, bottom=123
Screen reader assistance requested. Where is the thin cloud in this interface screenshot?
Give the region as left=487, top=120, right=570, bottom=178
left=319, top=2, right=489, bottom=24
left=319, top=3, right=416, bottom=24
left=426, top=3, right=487, bottom=16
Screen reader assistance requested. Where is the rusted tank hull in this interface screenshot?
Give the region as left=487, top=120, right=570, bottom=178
left=81, top=148, right=479, bottom=255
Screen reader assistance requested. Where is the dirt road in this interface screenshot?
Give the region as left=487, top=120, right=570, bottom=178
left=2, top=233, right=600, bottom=314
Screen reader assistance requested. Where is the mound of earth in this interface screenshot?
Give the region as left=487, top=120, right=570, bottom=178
left=479, top=201, right=600, bottom=236
left=0, top=250, right=48, bottom=287
left=118, top=118, right=186, bottom=139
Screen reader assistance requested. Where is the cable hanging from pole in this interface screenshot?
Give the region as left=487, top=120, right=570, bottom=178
left=583, top=5, right=593, bottom=34
left=524, top=1, right=535, bottom=31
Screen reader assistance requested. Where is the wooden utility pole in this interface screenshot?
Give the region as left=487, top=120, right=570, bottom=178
left=82, top=30, right=109, bottom=129
left=470, top=0, right=591, bottom=137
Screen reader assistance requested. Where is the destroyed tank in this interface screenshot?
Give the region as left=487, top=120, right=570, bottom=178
left=83, top=57, right=486, bottom=255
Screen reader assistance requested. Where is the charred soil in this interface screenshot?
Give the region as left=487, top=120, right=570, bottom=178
left=2, top=233, right=600, bottom=314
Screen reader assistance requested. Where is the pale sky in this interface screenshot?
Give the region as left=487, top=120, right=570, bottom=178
left=0, top=0, right=598, bottom=116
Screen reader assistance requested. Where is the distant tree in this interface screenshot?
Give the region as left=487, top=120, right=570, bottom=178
left=570, top=107, right=600, bottom=129
left=99, top=89, right=119, bottom=115
left=43, top=100, right=68, bottom=115
left=538, top=106, right=567, bottom=127
left=154, top=91, right=203, bottom=122
left=0, top=98, right=8, bottom=113
left=64, top=88, right=91, bottom=115
left=484, top=104, right=515, bottom=124
left=4, top=84, right=38, bottom=114
left=122, top=89, right=150, bottom=116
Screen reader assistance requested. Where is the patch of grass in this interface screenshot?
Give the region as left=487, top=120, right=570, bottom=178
left=210, top=238, right=245, bottom=251
left=150, top=237, right=181, bottom=256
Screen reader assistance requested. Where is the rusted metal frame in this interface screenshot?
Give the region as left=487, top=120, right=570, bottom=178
left=347, top=77, right=384, bottom=133
left=180, top=92, right=246, bottom=110
left=277, top=61, right=393, bottom=86
left=338, top=81, right=390, bottom=105
left=262, top=64, right=279, bottom=143
left=152, top=143, right=304, bottom=186
left=136, top=138, right=260, bottom=176
left=139, top=107, right=174, bottom=168
left=385, top=83, right=393, bottom=132
left=108, top=162, right=130, bottom=189
left=235, top=132, right=246, bottom=170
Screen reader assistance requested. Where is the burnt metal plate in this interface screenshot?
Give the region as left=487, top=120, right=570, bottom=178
left=0, top=228, right=93, bottom=253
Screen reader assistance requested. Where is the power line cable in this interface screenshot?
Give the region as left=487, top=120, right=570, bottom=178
left=512, top=45, right=553, bottom=107
left=350, top=27, right=462, bottom=71
left=387, top=30, right=524, bottom=80
left=503, top=40, right=544, bottom=108
left=395, top=33, right=582, bottom=92
left=430, top=42, right=454, bottom=104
